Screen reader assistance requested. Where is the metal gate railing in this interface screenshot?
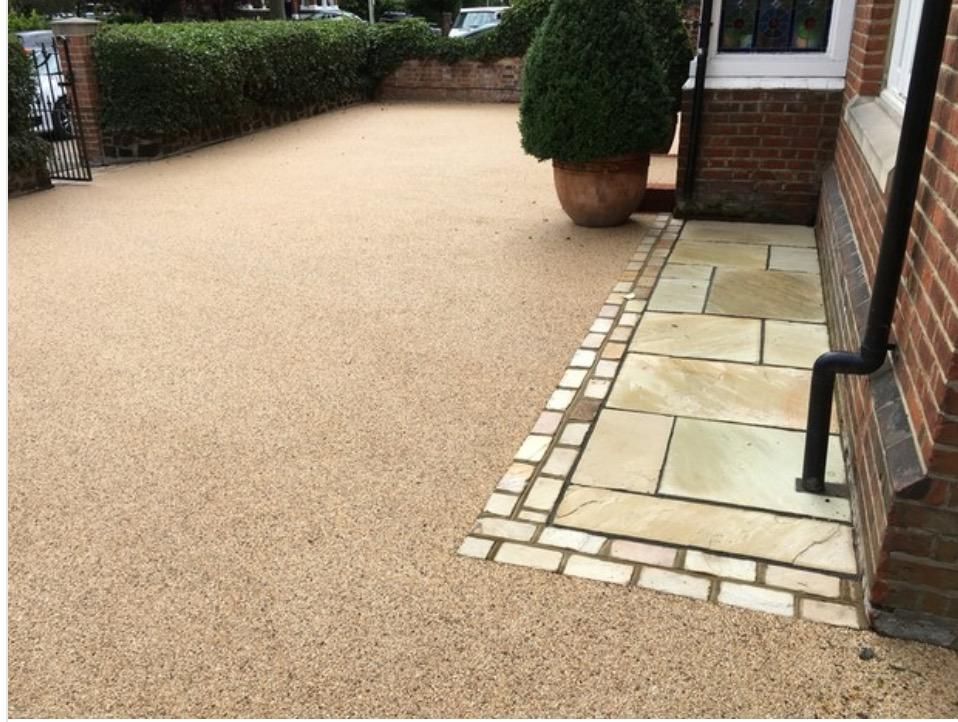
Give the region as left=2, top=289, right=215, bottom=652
left=26, top=36, right=92, bottom=182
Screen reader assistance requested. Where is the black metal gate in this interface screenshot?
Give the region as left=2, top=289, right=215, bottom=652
left=26, top=36, right=92, bottom=182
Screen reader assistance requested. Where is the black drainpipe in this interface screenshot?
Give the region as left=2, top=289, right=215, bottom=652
left=799, top=0, right=952, bottom=494
left=681, top=0, right=714, bottom=201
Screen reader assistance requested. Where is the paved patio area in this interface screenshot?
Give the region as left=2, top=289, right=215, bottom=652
left=466, top=219, right=862, bottom=626
left=8, top=103, right=958, bottom=717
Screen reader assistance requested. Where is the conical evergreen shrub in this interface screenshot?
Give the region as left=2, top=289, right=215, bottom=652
left=519, top=0, right=676, bottom=163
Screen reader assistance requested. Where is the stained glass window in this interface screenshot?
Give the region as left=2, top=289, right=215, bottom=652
left=719, top=0, right=833, bottom=52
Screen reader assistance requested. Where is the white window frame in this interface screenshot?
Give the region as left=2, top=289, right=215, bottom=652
left=705, top=0, right=856, bottom=79
left=880, top=0, right=923, bottom=116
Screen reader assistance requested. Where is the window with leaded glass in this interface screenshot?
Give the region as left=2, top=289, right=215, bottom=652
left=719, top=0, right=834, bottom=52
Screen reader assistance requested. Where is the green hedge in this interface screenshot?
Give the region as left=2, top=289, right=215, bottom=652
left=93, top=0, right=569, bottom=138
left=8, top=39, right=50, bottom=172
left=95, top=20, right=369, bottom=135
left=8, top=9, right=50, bottom=32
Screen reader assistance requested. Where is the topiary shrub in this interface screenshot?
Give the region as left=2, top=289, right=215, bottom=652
left=645, top=0, right=695, bottom=114
left=519, top=0, right=673, bottom=163
left=7, top=38, right=50, bottom=172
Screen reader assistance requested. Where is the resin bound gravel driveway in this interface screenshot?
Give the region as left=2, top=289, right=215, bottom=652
left=8, top=103, right=958, bottom=718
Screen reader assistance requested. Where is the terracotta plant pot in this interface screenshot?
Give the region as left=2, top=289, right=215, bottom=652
left=552, top=154, right=650, bottom=228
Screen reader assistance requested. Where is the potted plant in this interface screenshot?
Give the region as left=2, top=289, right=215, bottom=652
left=648, top=0, right=695, bottom=153
left=519, top=0, right=677, bottom=227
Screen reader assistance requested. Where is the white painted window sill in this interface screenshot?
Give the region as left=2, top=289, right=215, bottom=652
left=845, top=96, right=903, bottom=194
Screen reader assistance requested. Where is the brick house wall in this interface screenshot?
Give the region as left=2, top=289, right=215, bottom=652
left=378, top=58, right=523, bottom=103
left=676, top=87, right=843, bottom=224
left=816, top=0, right=958, bottom=645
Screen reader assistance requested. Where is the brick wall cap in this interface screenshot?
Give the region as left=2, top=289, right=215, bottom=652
left=51, top=18, right=100, bottom=36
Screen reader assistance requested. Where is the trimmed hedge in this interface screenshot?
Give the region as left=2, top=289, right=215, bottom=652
left=519, top=0, right=674, bottom=163
left=95, top=20, right=369, bottom=135
left=94, top=2, right=553, bottom=137
left=8, top=9, right=50, bottom=32
left=8, top=38, right=50, bottom=172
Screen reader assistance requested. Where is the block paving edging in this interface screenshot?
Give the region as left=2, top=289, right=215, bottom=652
left=459, top=214, right=866, bottom=631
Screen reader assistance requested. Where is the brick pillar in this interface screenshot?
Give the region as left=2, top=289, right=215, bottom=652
left=51, top=18, right=104, bottom=165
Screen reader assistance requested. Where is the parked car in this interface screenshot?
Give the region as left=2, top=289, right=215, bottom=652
left=293, top=6, right=362, bottom=20
left=448, top=6, right=507, bottom=37
left=15, top=30, right=73, bottom=140
left=456, top=22, right=498, bottom=39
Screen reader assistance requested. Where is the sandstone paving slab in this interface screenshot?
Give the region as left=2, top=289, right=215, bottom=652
left=630, top=312, right=761, bottom=363
left=769, top=246, right=821, bottom=274
left=571, top=409, right=673, bottom=493
left=554, top=485, right=857, bottom=574
left=681, top=220, right=816, bottom=247
left=764, top=320, right=830, bottom=368
left=660, top=263, right=714, bottom=280
left=707, top=269, right=825, bottom=322
left=660, top=418, right=850, bottom=522
left=607, top=354, right=815, bottom=431
left=647, top=278, right=709, bottom=313
left=669, top=240, right=768, bottom=269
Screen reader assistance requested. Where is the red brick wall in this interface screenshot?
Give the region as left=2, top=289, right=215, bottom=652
left=676, top=87, right=842, bottom=225
left=378, top=58, right=523, bottom=103
left=844, top=0, right=895, bottom=99
left=822, top=2, right=958, bottom=635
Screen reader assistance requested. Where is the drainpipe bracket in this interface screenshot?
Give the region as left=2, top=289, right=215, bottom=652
left=795, top=477, right=849, bottom=499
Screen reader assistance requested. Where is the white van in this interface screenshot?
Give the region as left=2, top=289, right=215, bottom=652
left=448, top=6, right=509, bottom=37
